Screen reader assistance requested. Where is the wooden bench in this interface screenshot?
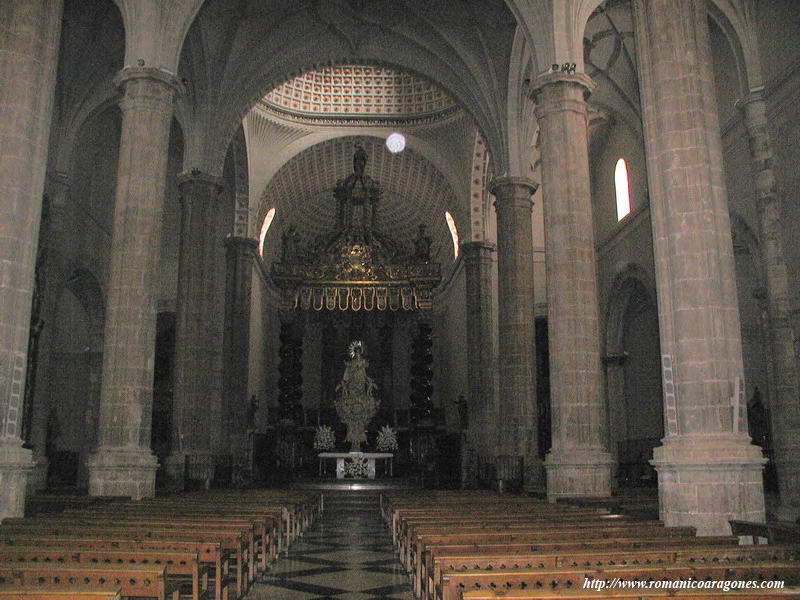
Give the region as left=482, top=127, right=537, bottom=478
left=730, top=521, right=800, bottom=545
left=440, top=561, right=800, bottom=600
left=0, top=546, right=208, bottom=600
left=461, top=589, right=800, bottom=599
left=0, top=563, right=170, bottom=600
left=0, top=590, right=121, bottom=600
left=432, top=545, right=800, bottom=600
left=0, top=534, right=233, bottom=600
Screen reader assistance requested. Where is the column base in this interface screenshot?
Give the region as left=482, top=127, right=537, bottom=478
left=163, top=452, right=188, bottom=492
left=87, top=447, right=158, bottom=500
left=0, top=441, right=35, bottom=520
left=524, top=457, right=546, bottom=494
left=545, top=447, right=614, bottom=502
left=651, top=434, right=766, bottom=536
left=26, top=453, right=48, bottom=493
left=773, top=456, right=800, bottom=522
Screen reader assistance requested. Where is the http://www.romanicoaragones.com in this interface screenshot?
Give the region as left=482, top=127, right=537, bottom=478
left=584, top=577, right=786, bottom=592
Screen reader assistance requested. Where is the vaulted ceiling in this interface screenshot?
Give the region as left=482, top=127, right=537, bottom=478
left=258, top=135, right=461, bottom=275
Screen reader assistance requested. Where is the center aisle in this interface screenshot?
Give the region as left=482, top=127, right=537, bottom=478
left=249, top=489, right=414, bottom=600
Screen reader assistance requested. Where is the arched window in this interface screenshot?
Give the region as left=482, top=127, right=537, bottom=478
left=259, top=207, right=276, bottom=256
left=445, top=212, right=459, bottom=258
left=615, top=158, right=631, bottom=221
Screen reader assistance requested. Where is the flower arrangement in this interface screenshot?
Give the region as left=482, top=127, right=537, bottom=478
left=313, top=425, right=336, bottom=451
left=343, top=456, right=370, bottom=478
left=375, top=425, right=398, bottom=452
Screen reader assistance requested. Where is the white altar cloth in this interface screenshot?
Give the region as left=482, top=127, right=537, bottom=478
left=318, top=452, right=394, bottom=479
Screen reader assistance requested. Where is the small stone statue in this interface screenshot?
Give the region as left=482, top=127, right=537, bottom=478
left=353, top=144, right=367, bottom=176
left=414, top=224, right=432, bottom=262
left=247, top=395, right=259, bottom=429
left=281, top=225, right=300, bottom=262
left=454, top=395, right=468, bottom=430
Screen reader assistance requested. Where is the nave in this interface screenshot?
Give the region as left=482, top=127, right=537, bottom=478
left=251, top=489, right=413, bottom=600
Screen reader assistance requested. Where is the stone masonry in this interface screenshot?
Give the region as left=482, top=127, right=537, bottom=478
left=87, top=67, right=181, bottom=500
left=489, top=177, right=541, bottom=485
left=165, top=172, right=225, bottom=490
left=0, top=0, right=63, bottom=519
left=633, top=0, right=765, bottom=535
left=461, top=241, right=497, bottom=456
left=223, top=237, right=258, bottom=461
left=738, top=90, right=800, bottom=521
left=532, top=73, right=614, bottom=501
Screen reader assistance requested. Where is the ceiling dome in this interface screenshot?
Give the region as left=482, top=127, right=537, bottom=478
left=260, top=65, right=458, bottom=121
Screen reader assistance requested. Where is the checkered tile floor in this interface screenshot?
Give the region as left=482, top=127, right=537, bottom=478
left=248, top=498, right=413, bottom=600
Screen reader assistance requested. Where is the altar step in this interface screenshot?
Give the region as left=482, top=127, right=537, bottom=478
left=323, top=490, right=381, bottom=514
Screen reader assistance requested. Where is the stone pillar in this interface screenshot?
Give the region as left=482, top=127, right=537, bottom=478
left=461, top=241, right=497, bottom=455
left=27, top=172, right=75, bottom=492
left=164, top=172, right=225, bottom=489
left=632, top=0, right=765, bottom=534
left=738, top=90, right=800, bottom=520
left=223, top=237, right=257, bottom=460
left=488, top=178, right=541, bottom=485
left=532, top=73, right=613, bottom=501
left=87, top=67, right=180, bottom=499
left=0, top=0, right=63, bottom=517
left=603, top=353, right=629, bottom=469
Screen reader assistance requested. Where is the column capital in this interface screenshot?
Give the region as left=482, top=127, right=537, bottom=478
left=602, top=353, right=629, bottom=367
left=113, top=66, right=183, bottom=97
left=177, top=169, right=224, bottom=191
left=224, top=235, right=259, bottom=253
left=460, top=240, right=496, bottom=258
left=488, top=176, right=538, bottom=205
left=735, top=86, right=766, bottom=111
left=531, top=72, right=595, bottom=101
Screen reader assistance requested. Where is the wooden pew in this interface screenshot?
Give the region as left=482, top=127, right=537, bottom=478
left=0, top=546, right=206, bottom=600
left=461, top=590, right=800, bottom=599
left=0, top=563, right=170, bottom=600
left=0, top=533, right=233, bottom=600
left=0, top=590, right=121, bottom=600
left=431, top=544, right=800, bottom=600
left=440, top=561, right=800, bottom=600
left=408, top=524, right=698, bottom=593
left=730, top=521, right=800, bottom=545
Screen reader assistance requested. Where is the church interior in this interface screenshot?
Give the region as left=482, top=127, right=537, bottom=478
left=2, top=0, right=800, bottom=598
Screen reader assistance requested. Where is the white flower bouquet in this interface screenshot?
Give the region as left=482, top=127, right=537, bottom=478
left=343, top=455, right=370, bottom=478
left=375, top=425, right=398, bottom=452
left=313, top=425, right=336, bottom=451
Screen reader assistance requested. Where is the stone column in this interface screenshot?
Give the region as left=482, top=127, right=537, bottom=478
left=488, top=178, right=541, bottom=485
left=632, top=0, right=765, bottom=534
left=461, top=241, right=497, bottom=455
left=0, top=0, right=63, bottom=518
left=87, top=67, right=180, bottom=499
left=532, top=73, right=613, bottom=501
left=223, top=237, right=258, bottom=460
left=27, top=172, right=76, bottom=492
left=164, top=172, right=225, bottom=489
left=603, top=353, right=629, bottom=468
left=738, top=90, right=800, bottom=520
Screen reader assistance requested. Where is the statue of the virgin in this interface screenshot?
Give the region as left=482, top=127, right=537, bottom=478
left=335, top=341, right=378, bottom=451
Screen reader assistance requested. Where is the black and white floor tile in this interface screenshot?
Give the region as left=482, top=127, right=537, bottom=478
left=249, top=496, right=414, bottom=600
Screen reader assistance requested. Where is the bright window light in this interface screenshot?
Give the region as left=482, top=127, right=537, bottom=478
left=259, top=207, right=276, bottom=256
left=386, top=132, right=406, bottom=153
left=615, top=158, right=631, bottom=221
left=445, top=211, right=459, bottom=258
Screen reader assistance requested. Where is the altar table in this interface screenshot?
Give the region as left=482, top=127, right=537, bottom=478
left=318, top=452, right=394, bottom=479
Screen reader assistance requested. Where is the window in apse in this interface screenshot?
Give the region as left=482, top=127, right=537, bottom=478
left=259, top=207, right=277, bottom=256
left=615, top=158, right=631, bottom=221
left=445, top=211, right=459, bottom=258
